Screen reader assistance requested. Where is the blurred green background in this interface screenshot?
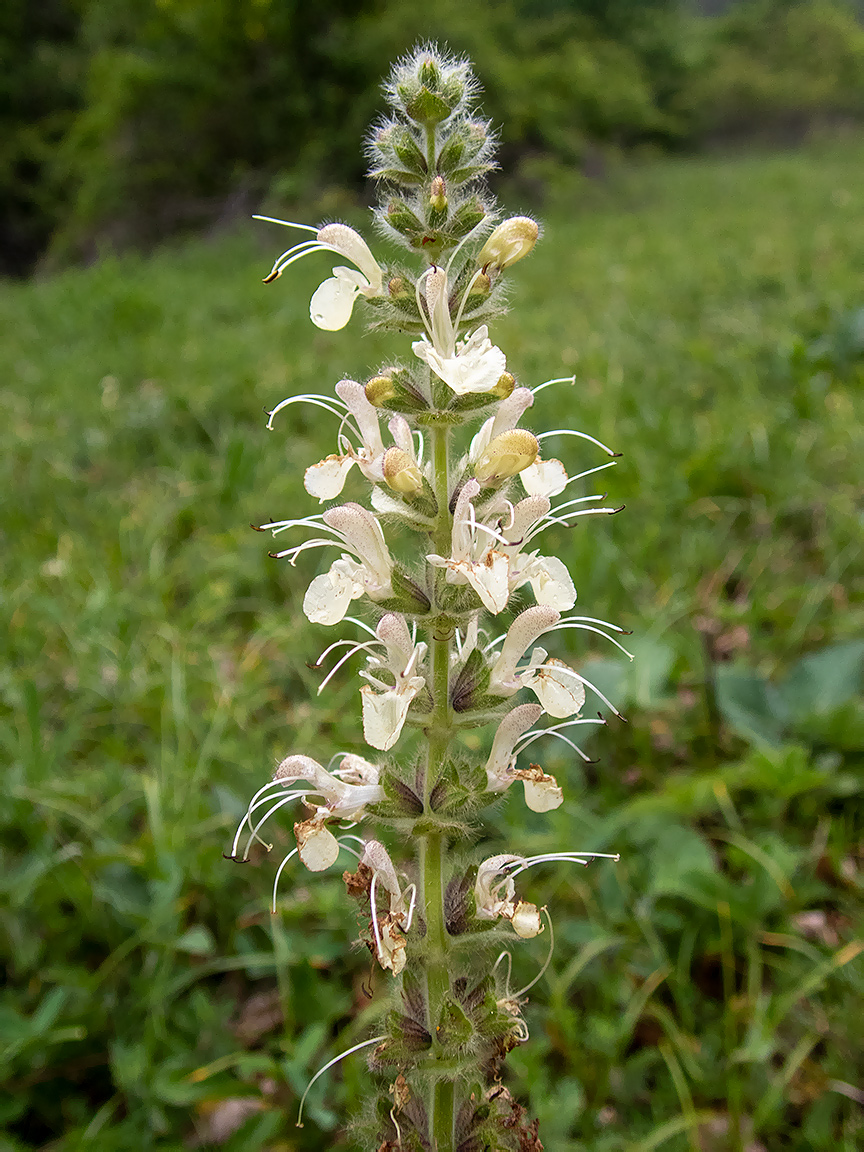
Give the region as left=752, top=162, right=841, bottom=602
left=1, top=2, right=863, bottom=1150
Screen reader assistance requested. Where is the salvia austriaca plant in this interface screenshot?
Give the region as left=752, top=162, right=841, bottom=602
left=230, top=45, right=628, bottom=1152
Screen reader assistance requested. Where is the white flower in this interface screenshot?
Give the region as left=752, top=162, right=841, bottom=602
left=229, top=753, right=385, bottom=875
left=517, top=648, right=586, bottom=719
left=487, top=606, right=585, bottom=718
left=483, top=703, right=562, bottom=811
left=427, top=479, right=510, bottom=613
left=499, top=496, right=577, bottom=611
left=411, top=267, right=506, bottom=396
left=484, top=704, right=543, bottom=793
left=359, top=614, right=427, bottom=751
left=477, top=216, right=540, bottom=273
left=302, top=504, right=393, bottom=625
left=413, top=325, right=507, bottom=396
left=474, top=855, right=544, bottom=939
left=361, top=840, right=416, bottom=975
left=466, top=387, right=534, bottom=465
left=304, top=380, right=386, bottom=501
left=259, top=219, right=384, bottom=330
left=274, top=754, right=384, bottom=822
left=488, top=606, right=561, bottom=694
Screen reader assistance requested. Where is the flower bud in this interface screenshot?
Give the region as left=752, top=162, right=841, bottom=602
left=383, top=447, right=424, bottom=496
left=491, top=371, right=515, bottom=400
left=473, top=430, right=539, bottom=486
left=478, top=217, right=540, bottom=272
left=365, top=375, right=396, bottom=407
left=387, top=276, right=412, bottom=299
left=429, top=176, right=447, bottom=212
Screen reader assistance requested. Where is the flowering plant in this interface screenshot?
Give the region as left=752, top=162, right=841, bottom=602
left=232, top=46, right=626, bottom=1151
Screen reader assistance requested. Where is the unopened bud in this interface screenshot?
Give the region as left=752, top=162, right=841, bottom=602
left=478, top=217, right=540, bottom=272
left=473, top=430, right=539, bottom=485
left=429, top=176, right=447, bottom=212
left=387, top=276, right=412, bottom=299
left=365, top=375, right=396, bottom=407
left=491, top=371, right=515, bottom=399
left=383, top=447, right=424, bottom=496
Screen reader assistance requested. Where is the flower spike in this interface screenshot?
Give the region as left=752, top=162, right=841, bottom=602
left=242, top=44, right=628, bottom=1147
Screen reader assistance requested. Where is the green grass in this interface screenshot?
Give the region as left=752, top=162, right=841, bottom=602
left=1, top=136, right=863, bottom=1151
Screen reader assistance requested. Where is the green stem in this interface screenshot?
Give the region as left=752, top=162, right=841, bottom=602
left=425, top=123, right=437, bottom=179
left=420, top=423, right=457, bottom=1151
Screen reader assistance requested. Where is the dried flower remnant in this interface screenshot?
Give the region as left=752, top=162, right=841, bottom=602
left=234, top=44, right=627, bottom=1151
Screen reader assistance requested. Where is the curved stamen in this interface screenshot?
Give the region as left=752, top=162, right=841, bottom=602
left=252, top=215, right=320, bottom=234
left=269, top=242, right=336, bottom=278
left=270, top=538, right=345, bottom=564
left=266, top=394, right=347, bottom=425
left=229, top=785, right=309, bottom=858
left=522, top=506, right=621, bottom=545
left=413, top=430, right=425, bottom=464
left=515, top=908, right=555, bottom=996
left=318, top=642, right=385, bottom=694
left=492, top=949, right=513, bottom=994
left=514, top=715, right=606, bottom=750
left=264, top=516, right=337, bottom=537
left=558, top=613, right=628, bottom=634
left=562, top=460, right=618, bottom=488
left=452, top=267, right=488, bottom=335
left=271, top=847, right=298, bottom=913
left=538, top=622, right=634, bottom=659
left=296, top=1035, right=387, bottom=1129
left=531, top=375, right=575, bottom=396
left=471, top=520, right=513, bottom=548
left=264, top=240, right=331, bottom=278
left=549, top=494, right=607, bottom=514
left=316, top=637, right=385, bottom=668
left=370, top=871, right=384, bottom=964
left=343, top=616, right=379, bottom=638
left=514, top=724, right=602, bottom=763
left=244, top=791, right=318, bottom=859
left=536, top=428, right=619, bottom=457
left=403, top=883, right=418, bottom=932
left=510, top=851, right=620, bottom=875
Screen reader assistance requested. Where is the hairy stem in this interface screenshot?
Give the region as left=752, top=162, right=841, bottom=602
left=422, top=422, right=457, bottom=1151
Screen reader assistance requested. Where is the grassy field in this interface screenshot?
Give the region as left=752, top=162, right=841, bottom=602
left=1, top=136, right=863, bottom=1151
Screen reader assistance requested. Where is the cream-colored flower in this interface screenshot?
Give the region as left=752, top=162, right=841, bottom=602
left=427, top=479, right=510, bottom=613
left=410, top=267, right=506, bottom=395
left=302, top=504, right=393, bottom=625
left=498, top=496, right=577, bottom=611
left=413, top=324, right=507, bottom=396
left=474, top=855, right=544, bottom=939
left=304, top=380, right=386, bottom=501
left=359, top=614, right=427, bottom=751
left=361, top=841, right=416, bottom=975
left=259, top=219, right=384, bottom=330
left=484, top=705, right=564, bottom=812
